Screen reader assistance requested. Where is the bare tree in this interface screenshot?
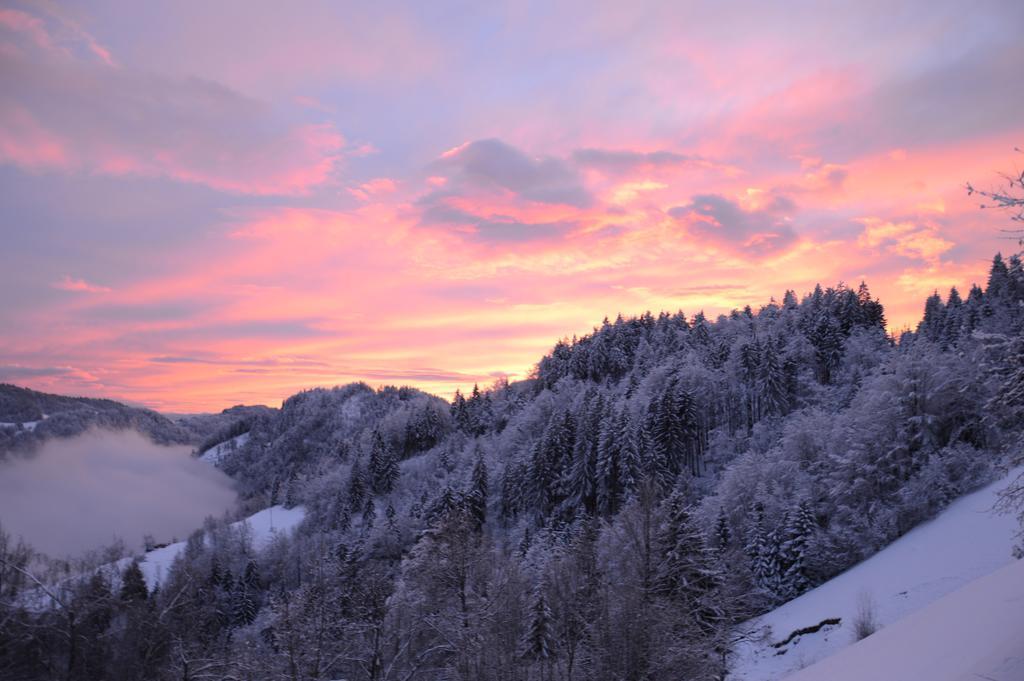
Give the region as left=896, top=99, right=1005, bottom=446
left=967, top=147, right=1024, bottom=246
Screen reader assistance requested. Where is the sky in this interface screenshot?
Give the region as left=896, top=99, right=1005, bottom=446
left=1, top=0, right=1022, bottom=413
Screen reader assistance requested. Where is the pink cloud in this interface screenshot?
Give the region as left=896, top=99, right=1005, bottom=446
left=0, top=9, right=346, bottom=195
left=348, top=177, right=397, bottom=201
left=52, top=276, right=111, bottom=294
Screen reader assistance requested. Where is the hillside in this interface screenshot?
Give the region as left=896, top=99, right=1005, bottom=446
left=0, top=383, right=270, bottom=455
left=0, top=383, right=194, bottom=452
left=1, top=253, right=1023, bottom=681
left=730, top=465, right=1023, bottom=680
left=784, top=557, right=1024, bottom=681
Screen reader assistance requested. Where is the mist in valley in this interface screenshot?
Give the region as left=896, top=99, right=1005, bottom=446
left=0, top=428, right=237, bottom=557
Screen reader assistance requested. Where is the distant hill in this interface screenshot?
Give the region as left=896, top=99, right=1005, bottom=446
left=0, top=383, right=270, bottom=454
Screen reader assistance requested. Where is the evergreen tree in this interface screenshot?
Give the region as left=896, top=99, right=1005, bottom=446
left=465, top=450, right=489, bottom=531
left=596, top=406, right=622, bottom=515
left=919, top=291, right=945, bottom=343
left=348, top=455, right=366, bottom=513
left=564, top=392, right=602, bottom=516
left=520, top=584, right=555, bottom=662
left=745, top=506, right=783, bottom=601
left=811, top=315, right=843, bottom=384
left=780, top=502, right=816, bottom=598
left=362, top=495, right=377, bottom=530
left=119, top=560, right=148, bottom=603
left=714, top=506, right=731, bottom=552
left=231, top=560, right=260, bottom=627
left=759, top=336, right=789, bottom=417
left=618, top=410, right=644, bottom=495
left=368, top=431, right=399, bottom=495
left=987, top=252, right=1010, bottom=298
left=653, top=491, right=723, bottom=634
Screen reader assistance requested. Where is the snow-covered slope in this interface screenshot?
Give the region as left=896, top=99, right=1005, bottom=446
left=731, top=467, right=1023, bottom=681
left=198, top=432, right=249, bottom=465
left=0, top=414, right=46, bottom=431
left=138, top=504, right=305, bottom=588
left=783, top=557, right=1024, bottom=681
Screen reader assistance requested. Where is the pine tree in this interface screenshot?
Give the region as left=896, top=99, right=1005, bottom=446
left=618, top=411, right=643, bottom=495
left=348, top=456, right=366, bottom=513
left=451, top=389, right=471, bottom=431
left=759, top=337, right=789, bottom=417
left=368, top=431, right=399, bottom=495
left=987, top=252, right=1010, bottom=298
left=362, top=496, right=377, bottom=530
left=780, top=502, right=816, bottom=598
left=564, top=393, right=601, bottom=516
left=428, top=485, right=461, bottom=524
left=596, top=407, right=622, bottom=515
left=650, top=379, right=699, bottom=483
left=465, top=450, right=489, bottom=531
left=745, top=506, right=783, bottom=601
left=231, top=560, right=260, bottom=627
left=811, top=315, right=843, bottom=384
left=653, top=489, right=725, bottom=636
left=119, top=560, right=148, bottom=603
left=385, top=502, right=398, bottom=535
left=520, top=584, right=555, bottom=662
left=919, top=291, right=945, bottom=343
left=714, top=506, right=731, bottom=552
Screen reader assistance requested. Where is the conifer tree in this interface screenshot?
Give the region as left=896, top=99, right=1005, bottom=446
left=368, top=431, right=399, bottom=495
left=520, top=584, right=555, bottom=664
left=348, top=456, right=366, bottom=513
left=465, top=451, right=489, bottom=531
left=231, top=560, right=260, bottom=627
left=596, top=407, right=622, bottom=515
left=653, top=491, right=725, bottom=635
left=780, top=502, right=816, bottom=597
left=759, top=337, right=789, bottom=417
left=714, top=506, right=731, bottom=552
left=119, top=560, right=148, bottom=603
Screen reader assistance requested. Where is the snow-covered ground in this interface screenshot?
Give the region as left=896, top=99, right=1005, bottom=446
left=0, top=414, right=47, bottom=431
left=730, top=466, right=1023, bottom=681
left=137, top=504, right=305, bottom=588
left=783, top=557, right=1024, bottom=681
left=198, top=432, right=249, bottom=465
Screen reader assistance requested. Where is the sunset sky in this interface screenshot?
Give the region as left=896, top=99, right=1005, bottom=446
left=1, top=1, right=1022, bottom=412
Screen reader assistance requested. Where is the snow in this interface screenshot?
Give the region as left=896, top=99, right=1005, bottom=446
left=138, top=504, right=305, bottom=588
left=783, top=557, right=1024, bottom=681
left=730, top=466, right=1024, bottom=681
left=198, top=432, right=249, bottom=465
left=0, top=418, right=42, bottom=431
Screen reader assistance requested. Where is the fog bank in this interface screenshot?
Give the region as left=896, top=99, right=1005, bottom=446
left=0, top=429, right=237, bottom=557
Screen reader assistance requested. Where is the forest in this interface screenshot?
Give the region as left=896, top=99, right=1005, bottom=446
left=0, top=252, right=1022, bottom=681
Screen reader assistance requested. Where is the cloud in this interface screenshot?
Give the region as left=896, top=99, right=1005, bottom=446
left=419, top=199, right=577, bottom=243
left=668, top=193, right=798, bottom=256
left=858, top=217, right=953, bottom=264
left=571, top=148, right=697, bottom=173
left=0, top=10, right=345, bottom=195
left=52, top=275, right=110, bottom=293
left=0, top=429, right=236, bottom=557
left=435, top=139, right=592, bottom=208
left=0, top=365, right=78, bottom=379
left=348, top=177, right=397, bottom=200
left=78, top=300, right=213, bottom=323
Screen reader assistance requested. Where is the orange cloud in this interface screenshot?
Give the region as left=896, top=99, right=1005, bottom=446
left=858, top=218, right=954, bottom=264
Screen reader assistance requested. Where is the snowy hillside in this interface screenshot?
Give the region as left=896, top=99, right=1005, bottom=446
left=0, top=415, right=44, bottom=431
left=730, top=467, right=1024, bottom=681
left=784, top=557, right=1024, bottom=681
left=137, top=504, right=305, bottom=589
left=198, top=431, right=250, bottom=465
